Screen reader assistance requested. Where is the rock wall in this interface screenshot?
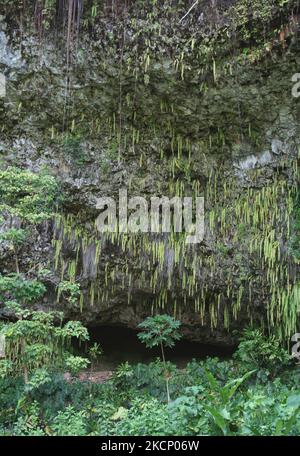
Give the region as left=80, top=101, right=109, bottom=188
left=0, top=0, right=300, bottom=344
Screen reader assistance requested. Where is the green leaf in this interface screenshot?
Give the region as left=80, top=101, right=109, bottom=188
left=205, top=405, right=228, bottom=435
left=111, top=407, right=128, bottom=421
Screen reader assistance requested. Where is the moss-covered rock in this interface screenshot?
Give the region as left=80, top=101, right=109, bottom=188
left=0, top=1, right=299, bottom=344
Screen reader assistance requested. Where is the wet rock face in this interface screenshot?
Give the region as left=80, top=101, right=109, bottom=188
left=0, top=3, right=300, bottom=344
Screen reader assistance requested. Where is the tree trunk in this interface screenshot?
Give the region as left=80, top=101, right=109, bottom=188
left=160, top=341, right=170, bottom=403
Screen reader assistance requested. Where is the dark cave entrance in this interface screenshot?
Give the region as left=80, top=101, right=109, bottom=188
left=83, top=325, right=236, bottom=370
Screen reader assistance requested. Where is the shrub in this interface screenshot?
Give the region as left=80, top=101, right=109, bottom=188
left=51, top=405, right=87, bottom=436
left=234, top=328, right=291, bottom=376
left=115, top=398, right=172, bottom=436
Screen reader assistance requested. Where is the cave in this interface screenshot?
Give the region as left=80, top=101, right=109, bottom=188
left=83, top=325, right=236, bottom=370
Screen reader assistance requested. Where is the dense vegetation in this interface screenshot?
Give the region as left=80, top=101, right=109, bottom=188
left=0, top=327, right=299, bottom=436
left=1, top=0, right=300, bottom=438
left=0, top=173, right=298, bottom=436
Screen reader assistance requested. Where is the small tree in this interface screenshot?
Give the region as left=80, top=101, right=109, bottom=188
left=0, top=167, right=59, bottom=273
left=65, top=355, right=90, bottom=377
left=88, top=342, right=103, bottom=372
left=0, top=275, right=89, bottom=383
left=0, top=167, right=59, bottom=223
left=234, top=328, right=290, bottom=377
left=0, top=304, right=90, bottom=383
left=0, top=168, right=89, bottom=385
left=57, top=281, right=81, bottom=307
left=0, top=274, right=47, bottom=383
left=137, top=314, right=182, bottom=403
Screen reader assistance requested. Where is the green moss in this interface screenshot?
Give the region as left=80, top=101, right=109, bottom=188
left=290, top=187, right=300, bottom=261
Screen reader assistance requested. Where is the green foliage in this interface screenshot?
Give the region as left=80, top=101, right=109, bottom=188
left=0, top=274, right=46, bottom=303
left=138, top=314, right=182, bottom=350
left=239, top=385, right=300, bottom=436
left=1, top=303, right=89, bottom=381
left=88, top=343, right=103, bottom=364
left=0, top=167, right=59, bottom=223
left=115, top=398, right=171, bottom=436
left=126, top=359, right=178, bottom=398
left=204, top=369, right=255, bottom=435
left=1, top=0, right=300, bottom=438
left=12, top=401, right=46, bottom=436
left=0, top=351, right=299, bottom=436
left=138, top=314, right=182, bottom=403
left=25, top=369, right=52, bottom=393
left=60, top=321, right=89, bottom=342
left=62, top=134, right=86, bottom=165
left=216, top=243, right=231, bottom=255
left=290, top=187, right=300, bottom=260
left=0, top=360, right=14, bottom=379
left=112, top=362, right=134, bottom=393
left=65, top=356, right=90, bottom=376
left=0, top=228, right=27, bottom=245
left=51, top=405, right=88, bottom=436
left=57, top=281, right=81, bottom=306
left=234, top=328, right=291, bottom=376
left=0, top=228, right=27, bottom=272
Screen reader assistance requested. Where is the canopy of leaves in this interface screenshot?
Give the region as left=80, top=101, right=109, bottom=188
left=0, top=228, right=27, bottom=245
left=234, top=328, right=291, bottom=374
left=0, top=274, right=46, bottom=303
left=0, top=307, right=90, bottom=379
left=0, top=167, right=60, bottom=223
left=138, top=314, right=182, bottom=349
